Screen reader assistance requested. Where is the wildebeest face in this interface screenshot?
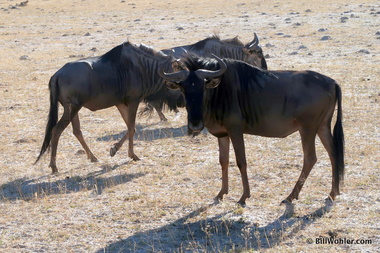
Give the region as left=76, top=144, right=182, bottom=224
left=243, top=47, right=267, bottom=69
left=243, top=33, right=268, bottom=70
left=158, top=55, right=227, bottom=135
left=163, top=72, right=221, bottom=134
left=180, top=72, right=207, bottom=133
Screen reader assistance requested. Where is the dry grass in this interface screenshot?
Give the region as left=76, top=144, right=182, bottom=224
left=0, top=0, right=379, bottom=252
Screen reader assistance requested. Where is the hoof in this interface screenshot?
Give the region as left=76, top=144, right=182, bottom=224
left=280, top=199, right=292, bottom=206
left=214, top=195, right=223, bottom=201
left=237, top=199, right=246, bottom=207
left=213, top=196, right=222, bottom=204
left=50, top=164, right=58, bottom=174
left=90, top=156, right=99, bottom=163
left=130, top=154, right=140, bottom=161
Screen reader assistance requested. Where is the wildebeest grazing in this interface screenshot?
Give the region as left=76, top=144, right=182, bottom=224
left=142, top=33, right=268, bottom=121
left=35, top=42, right=174, bottom=173
left=159, top=54, right=345, bottom=206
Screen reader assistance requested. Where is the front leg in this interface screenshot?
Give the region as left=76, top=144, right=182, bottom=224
left=126, top=101, right=140, bottom=161
left=116, top=102, right=140, bottom=161
left=216, top=136, right=230, bottom=201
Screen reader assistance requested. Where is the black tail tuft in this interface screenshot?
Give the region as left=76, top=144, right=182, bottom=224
left=138, top=103, right=155, bottom=119
left=35, top=76, right=59, bottom=164
left=332, top=84, right=345, bottom=194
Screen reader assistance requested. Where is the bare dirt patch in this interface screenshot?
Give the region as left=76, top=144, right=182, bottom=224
left=0, top=0, right=379, bottom=252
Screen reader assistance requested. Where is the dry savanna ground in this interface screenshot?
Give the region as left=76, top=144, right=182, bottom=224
left=0, top=0, right=379, bottom=252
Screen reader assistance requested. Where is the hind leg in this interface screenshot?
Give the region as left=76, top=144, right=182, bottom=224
left=71, top=113, right=98, bottom=163
left=283, top=127, right=317, bottom=203
left=318, top=124, right=339, bottom=201
left=49, top=105, right=74, bottom=173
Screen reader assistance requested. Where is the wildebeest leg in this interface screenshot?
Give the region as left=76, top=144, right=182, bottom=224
left=216, top=136, right=230, bottom=201
left=114, top=103, right=140, bottom=161
left=71, top=114, right=98, bottom=163
left=110, top=133, right=128, bottom=157
left=110, top=104, right=128, bottom=157
left=154, top=104, right=167, bottom=121
left=126, top=101, right=141, bottom=160
left=110, top=104, right=129, bottom=157
left=229, top=130, right=250, bottom=206
left=49, top=104, right=80, bottom=173
left=318, top=124, right=338, bottom=201
left=284, top=128, right=317, bottom=203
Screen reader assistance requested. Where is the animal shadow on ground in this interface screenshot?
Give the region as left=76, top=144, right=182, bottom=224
left=97, top=200, right=333, bottom=252
left=0, top=164, right=146, bottom=201
left=97, top=124, right=190, bottom=142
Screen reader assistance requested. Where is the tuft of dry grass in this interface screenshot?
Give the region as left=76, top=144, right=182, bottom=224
left=0, top=0, right=379, bottom=252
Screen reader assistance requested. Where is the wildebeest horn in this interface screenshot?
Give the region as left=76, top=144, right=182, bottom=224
left=195, top=54, right=227, bottom=80
left=158, top=57, right=189, bottom=82
left=247, top=33, right=259, bottom=49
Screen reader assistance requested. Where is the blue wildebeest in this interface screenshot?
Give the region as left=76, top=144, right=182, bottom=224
left=145, top=33, right=267, bottom=120
left=110, top=33, right=268, bottom=157
left=162, top=33, right=267, bottom=69
left=159, top=54, right=345, bottom=206
left=35, top=42, right=174, bottom=173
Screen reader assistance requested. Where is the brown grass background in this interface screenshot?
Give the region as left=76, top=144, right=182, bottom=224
left=0, top=0, right=379, bottom=252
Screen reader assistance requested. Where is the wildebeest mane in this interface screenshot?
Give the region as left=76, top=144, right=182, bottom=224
left=189, top=34, right=245, bottom=52
left=99, top=41, right=167, bottom=63
left=99, top=43, right=124, bottom=62
left=220, top=36, right=245, bottom=47
left=135, top=43, right=168, bottom=59
left=100, top=42, right=171, bottom=99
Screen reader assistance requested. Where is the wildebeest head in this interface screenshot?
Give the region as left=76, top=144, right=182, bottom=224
left=242, top=33, right=267, bottom=69
left=159, top=54, right=227, bottom=134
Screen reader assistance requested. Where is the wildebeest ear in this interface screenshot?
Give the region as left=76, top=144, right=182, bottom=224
left=205, top=78, right=221, bottom=89
left=244, top=47, right=262, bottom=55
left=164, top=80, right=181, bottom=90
left=243, top=47, right=255, bottom=54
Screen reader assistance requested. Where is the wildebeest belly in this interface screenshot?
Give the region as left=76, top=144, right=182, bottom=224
left=244, top=117, right=299, bottom=138
left=83, top=93, right=121, bottom=111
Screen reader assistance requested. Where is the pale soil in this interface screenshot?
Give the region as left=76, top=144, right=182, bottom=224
left=0, top=0, right=379, bottom=252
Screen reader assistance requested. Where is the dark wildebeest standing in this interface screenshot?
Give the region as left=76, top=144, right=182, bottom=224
left=159, top=54, right=344, bottom=206
left=110, top=34, right=268, bottom=158
left=35, top=42, right=174, bottom=173
left=143, top=33, right=267, bottom=121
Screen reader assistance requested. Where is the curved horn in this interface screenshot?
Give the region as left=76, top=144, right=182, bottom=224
left=195, top=54, right=227, bottom=80
left=158, top=57, right=189, bottom=82
left=247, top=32, right=259, bottom=49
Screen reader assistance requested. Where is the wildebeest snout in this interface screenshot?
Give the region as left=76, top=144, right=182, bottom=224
left=188, top=120, right=204, bottom=135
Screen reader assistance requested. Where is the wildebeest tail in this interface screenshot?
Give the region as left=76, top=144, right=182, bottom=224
left=138, top=103, right=156, bottom=119
left=332, top=84, right=345, bottom=194
left=34, top=76, right=59, bottom=164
